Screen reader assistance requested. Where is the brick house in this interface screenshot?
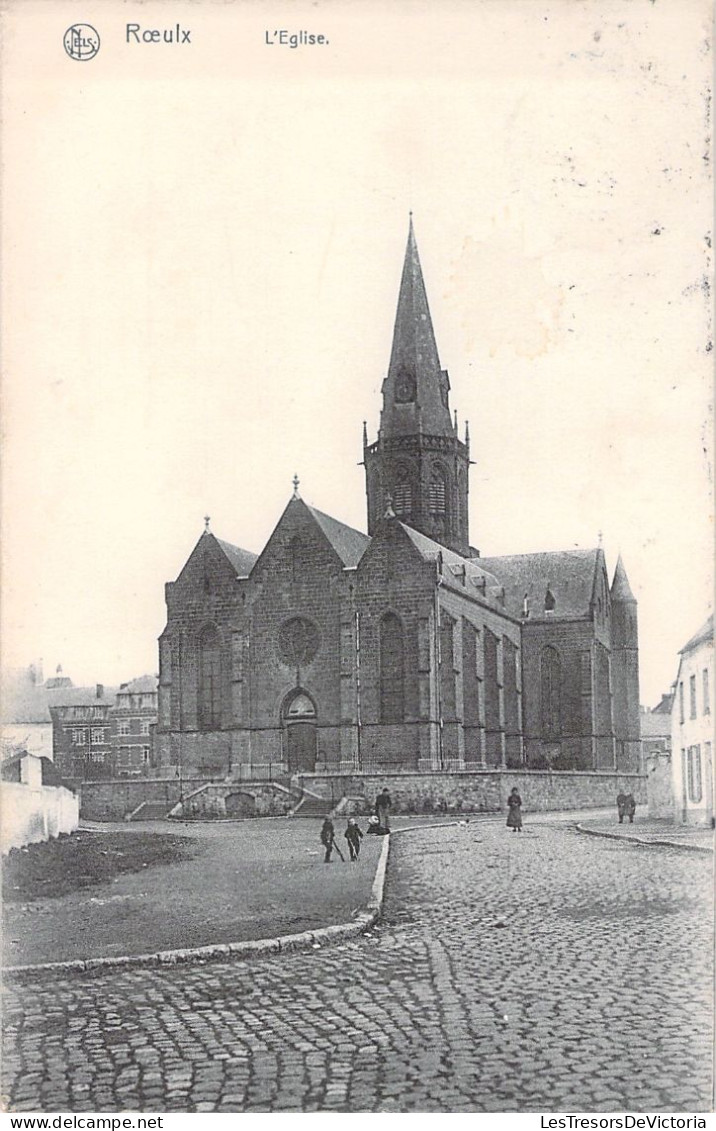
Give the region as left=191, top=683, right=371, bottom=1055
left=50, top=685, right=117, bottom=781
left=154, top=221, right=641, bottom=781
left=110, top=674, right=158, bottom=778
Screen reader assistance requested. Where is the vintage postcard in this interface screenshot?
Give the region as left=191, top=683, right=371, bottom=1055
left=1, top=0, right=713, bottom=1119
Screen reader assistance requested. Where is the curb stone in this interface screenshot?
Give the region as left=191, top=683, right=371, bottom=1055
left=575, top=822, right=713, bottom=854
left=3, top=831, right=392, bottom=983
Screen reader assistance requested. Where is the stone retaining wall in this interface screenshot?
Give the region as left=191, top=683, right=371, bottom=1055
left=300, top=769, right=647, bottom=816
left=80, top=769, right=646, bottom=821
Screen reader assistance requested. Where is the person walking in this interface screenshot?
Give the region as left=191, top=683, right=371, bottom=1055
left=320, top=817, right=344, bottom=863
left=625, top=793, right=636, bottom=824
left=506, top=787, right=523, bottom=833
left=375, top=787, right=392, bottom=831
left=616, top=791, right=627, bottom=824
left=344, top=818, right=363, bottom=861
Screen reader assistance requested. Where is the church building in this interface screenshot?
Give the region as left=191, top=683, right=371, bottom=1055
left=155, top=221, right=640, bottom=780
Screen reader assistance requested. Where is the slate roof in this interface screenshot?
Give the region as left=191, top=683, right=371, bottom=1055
left=611, top=555, right=636, bottom=601
left=117, top=674, right=158, bottom=694
left=215, top=537, right=258, bottom=578
left=652, top=691, right=674, bottom=715
left=399, top=524, right=501, bottom=591
left=1, top=668, right=118, bottom=724
left=679, top=613, right=714, bottom=655
left=640, top=708, right=671, bottom=739
left=381, top=218, right=455, bottom=439
left=307, top=507, right=372, bottom=568
left=477, top=549, right=601, bottom=620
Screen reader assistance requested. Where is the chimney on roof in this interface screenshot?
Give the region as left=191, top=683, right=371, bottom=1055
left=96, top=683, right=104, bottom=699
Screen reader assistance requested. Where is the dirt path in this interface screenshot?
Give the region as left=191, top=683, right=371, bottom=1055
left=3, top=818, right=382, bottom=966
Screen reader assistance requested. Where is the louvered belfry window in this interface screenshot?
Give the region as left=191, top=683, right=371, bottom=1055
left=198, top=625, right=222, bottom=730
left=393, top=469, right=412, bottom=517
left=430, top=468, right=447, bottom=516
left=380, top=613, right=405, bottom=723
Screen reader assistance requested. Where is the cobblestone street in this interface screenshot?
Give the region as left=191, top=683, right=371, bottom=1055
left=2, top=818, right=713, bottom=1113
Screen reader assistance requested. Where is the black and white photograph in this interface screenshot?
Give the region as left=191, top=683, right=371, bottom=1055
left=1, top=0, right=713, bottom=1119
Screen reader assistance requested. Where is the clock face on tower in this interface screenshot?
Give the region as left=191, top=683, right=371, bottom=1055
left=395, top=370, right=416, bottom=404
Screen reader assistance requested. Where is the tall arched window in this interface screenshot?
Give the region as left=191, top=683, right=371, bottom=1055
left=430, top=465, right=447, bottom=517
left=198, top=625, right=222, bottom=730
left=380, top=613, right=405, bottom=723
left=392, top=467, right=412, bottom=518
left=540, top=646, right=562, bottom=738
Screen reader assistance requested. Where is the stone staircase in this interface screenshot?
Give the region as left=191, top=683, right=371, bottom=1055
left=125, top=800, right=174, bottom=821
left=291, top=789, right=355, bottom=820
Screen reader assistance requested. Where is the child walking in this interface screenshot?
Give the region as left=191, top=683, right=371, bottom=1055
left=344, top=818, right=364, bottom=861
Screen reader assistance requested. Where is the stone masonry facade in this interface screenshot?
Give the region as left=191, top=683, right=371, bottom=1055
left=154, top=221, right=641, bottom=783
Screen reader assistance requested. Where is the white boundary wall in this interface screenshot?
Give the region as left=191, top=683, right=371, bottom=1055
left=0, top=782, right=79, bottom=854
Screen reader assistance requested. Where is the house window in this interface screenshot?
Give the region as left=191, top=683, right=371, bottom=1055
left=72, top=729, right=85, bottom=745
left=545, top=587, right=556, bottom=612
left=198, top=625, right=222, bottom=729
left=379, top=613, right=405, bottom=723
left=540, top=646, right=562, bottom=738
left=689, top=674, right=697, bottom=719
left=141, top=747, right=150, bottom=764
left=91, top=707, right=103, bottom=719
left=91, top=728, right=105, bottom=744
left=679, top=681, right=684, bottom=724
left=703, top=669, right=710, bottom=715
left=119, top=720, right=130, bottom=736
left=140, top=720, right=151, bottom=735
left=119, top=746, right=131, bottom=766
left=687, top=745, right=702, bottom=803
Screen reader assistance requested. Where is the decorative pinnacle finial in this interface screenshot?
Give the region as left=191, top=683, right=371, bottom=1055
left=384, top=492, right=396, bottom=519
left=598, top=529, right=603, bottom=547
left=204, top=515, right=211, bottom=534
left=454, top=409, right=458, bottom=431
left=292, top=474, right=300, bottom=499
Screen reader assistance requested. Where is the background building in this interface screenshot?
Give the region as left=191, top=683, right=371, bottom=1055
left=1, top=662, right=71, bottom=760
left=671, top=614, right=713, bottom=826
left=155, top=223, right=642, bottom=784
left=110, top=675, right=158, bottom=778
left=641, top=691, right=673, bottom=818
left=50, top=685, right=117, bottom=782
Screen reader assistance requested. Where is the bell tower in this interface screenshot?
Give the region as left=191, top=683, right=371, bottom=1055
left=364, top=218, right=471, bottom=556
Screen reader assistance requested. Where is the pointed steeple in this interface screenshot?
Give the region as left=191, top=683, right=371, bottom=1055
left=380, top=216, right=454, bottom=438
left=611, top=555, right=636, bottom=602
left=363, top=220, right=471, bottom=556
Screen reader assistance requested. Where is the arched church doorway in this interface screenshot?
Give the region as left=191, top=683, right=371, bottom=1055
left=283, top=690, right=317, bottom=773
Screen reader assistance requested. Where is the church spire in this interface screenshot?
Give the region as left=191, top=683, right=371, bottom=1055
left=363, top=221, right=471, bottom=556
left=380, top=216, right=454, bottom=438
left=611, top=554, right=636, bottom=602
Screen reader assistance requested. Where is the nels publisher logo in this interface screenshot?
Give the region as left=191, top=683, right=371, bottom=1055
left=63, top=23, right=100, bottom=61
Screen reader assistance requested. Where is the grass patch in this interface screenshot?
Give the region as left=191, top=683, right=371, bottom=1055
left=3, top=830, right=198, bottom=902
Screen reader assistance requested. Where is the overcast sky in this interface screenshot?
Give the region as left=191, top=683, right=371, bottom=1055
left=2, top=0, right=712, bottom=706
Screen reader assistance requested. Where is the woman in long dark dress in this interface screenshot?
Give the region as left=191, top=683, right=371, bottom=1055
left=506, top=787, right=523, bottom=833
